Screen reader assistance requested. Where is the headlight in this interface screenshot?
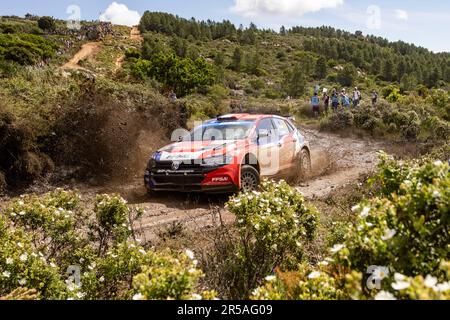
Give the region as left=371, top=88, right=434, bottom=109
left=202, top=155, right=234, bottom=166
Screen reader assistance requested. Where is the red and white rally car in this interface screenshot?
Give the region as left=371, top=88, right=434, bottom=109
left=144, top=114, right=311, bottom=193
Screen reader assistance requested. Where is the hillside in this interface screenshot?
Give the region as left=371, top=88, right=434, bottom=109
left=0, top=13, right=449, bottom=301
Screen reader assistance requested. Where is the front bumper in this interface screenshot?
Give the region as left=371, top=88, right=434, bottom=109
left=144, top=162, right=240, bottom=193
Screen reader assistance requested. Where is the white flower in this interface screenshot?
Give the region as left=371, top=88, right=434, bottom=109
left=18, top=200, right=24, bottom=206
left=19, top=211, right=26, bottom=216
left=308, top=271, right=321, bottom=279
left=18, top=278, right=27, bottom=286
left=330, top=244, right=345, bottom=253
left=2, top=271, right=11, bottom=278
left=188, top=268, right=197, bottom=274
left=76, top=292, right=86, bottom=299
left=265, top=275, right=276, bottom=282
left=360, top=207, right=370, bottom=218
left=372, top=266, right=390, bottom=280
left=424, top=275, right=438, bottom=289
left=17, top=242, right=23, bottom=248
left=132, top=293, right=144, bottom=300
left=432, top=191, right=440, bottom=198
left=191, top=293, right=202, bottom=300
left=433, top=160, right=443, bottom=166
left=391, top=273, right=410, bottom=291
left=19, top=253, right=28, bottom=262
left=50, top=262, right=57, bottom=268
left=6, top=257, right=13, bottom=265
left=185, top=249, right=195, bottom=260
left=381, top=229, right=397, bottom=241
left=99, top=276, right=105, bottom=283
left=254, top=223, right=260, bottom=230
left=318, top=260, right=329, bottom=266
left=374, top=290, right=396, bottom=300
left=351, top=205, right=360, bottom=212
left=436, top=282, right=450, bottom=292
left=138, top=249, right=146, bottom=255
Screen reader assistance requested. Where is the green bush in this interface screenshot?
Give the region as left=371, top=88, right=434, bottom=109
left=0, top=190, right=212, bottom=300
left=130, top=53, right=216, bottom=96
left=319, top=108, right=354, bottom=131
left=37, top=17, right=56, bottom=32
left=252, top=155, right=450, bottom=300
left=0, top=34, right=57, bottom=65
left=133, top=249, right=215, bottom=300
left=204, top=180, right=318, bottom=299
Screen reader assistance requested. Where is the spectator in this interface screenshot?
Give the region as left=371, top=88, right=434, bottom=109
left=341, top=89, right=350, bottom=107
left=331, top=89, right=339, bottom=111
left=169, top=92, right=177, bottom=102
left=322, top=89, right=330, bottom=113
left=311, top=92, right=320, bottom=118
left=352, top=87, right=361, bottom=107
left=371, top=90, right=379, bottom=106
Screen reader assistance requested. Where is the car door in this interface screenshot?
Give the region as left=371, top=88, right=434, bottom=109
left=254, top=118, right=279, bottom=176
left=272, top=118, right=296, bottom=171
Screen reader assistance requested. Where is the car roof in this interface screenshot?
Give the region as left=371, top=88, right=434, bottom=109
left=216, top=114, right=283, bottom=121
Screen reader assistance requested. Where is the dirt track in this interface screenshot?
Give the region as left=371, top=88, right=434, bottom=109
left=62, top=42, right=102, bottom=70
left=74, top=128, right=386, bottom=242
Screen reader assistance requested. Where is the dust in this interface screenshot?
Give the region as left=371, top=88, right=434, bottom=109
left=48, top=90, right=184, bottom=185
left=310, top=149, right=336, bottom=178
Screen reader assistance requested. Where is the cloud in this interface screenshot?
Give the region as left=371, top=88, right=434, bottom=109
left=231, top=0, right=344, bottom=17
left=99, top=2, right=141, bottom=27
left=395, top=9, right=408, bottom=21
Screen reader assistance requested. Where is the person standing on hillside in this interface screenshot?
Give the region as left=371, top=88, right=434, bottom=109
left=311, top=92, right=320, bottom=118
left=331, top=89, right=339, bottom=111
left=322, top=89, right=330, bottom=113
left=352, top=87, right=361, bottom=107
left=371, top=90, right=379, bottom=106
left=341, top=89, right=350, bottom=107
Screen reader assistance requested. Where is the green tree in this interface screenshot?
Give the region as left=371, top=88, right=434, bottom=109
left=244, top=50, right=263, bottom=76
left=37, top=16, right=56, bottom=31
left=381, top=58, right=395, bottom=81
left=337, top=63, right=357, bottom=87
left=315, top=56, right=327, bottom=79
left=230, top=47, right=243, bottom=72
left=282, top=64, right=307, bottom=98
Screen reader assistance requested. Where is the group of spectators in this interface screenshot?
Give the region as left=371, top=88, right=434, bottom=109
left=311, top=86, right=379, bottom=117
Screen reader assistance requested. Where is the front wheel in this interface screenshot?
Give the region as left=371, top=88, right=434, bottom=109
left=240, top=165, right=260, bottom=192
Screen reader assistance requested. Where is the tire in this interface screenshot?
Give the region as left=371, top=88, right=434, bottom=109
left=292, top=148, right=311, bottom=183
left=240, top=165, right=260, bottom=192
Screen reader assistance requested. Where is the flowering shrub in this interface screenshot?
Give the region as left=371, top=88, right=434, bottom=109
left=252, top=156, right=450, bottom=300
left=132, top=249, right=215, bottom=300
left=251, top=264, right=346, bottom=300
left=0, top=214, right=67, bottom=299
left=0, top=190, right=211, bottom=300
left=90, top=194, right=133, bottom=255
left=210, top=180, right=318, bottom=299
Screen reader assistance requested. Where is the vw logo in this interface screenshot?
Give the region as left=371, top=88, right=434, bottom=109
left=171, top=161, right=181, bottom=171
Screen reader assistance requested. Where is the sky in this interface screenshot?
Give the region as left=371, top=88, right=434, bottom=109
left=1, top=0, right=449, bottom=53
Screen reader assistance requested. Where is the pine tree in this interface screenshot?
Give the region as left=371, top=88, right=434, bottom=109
left=315, top=56, right=327, bottom=79
left=230, top=47, right=243, bottom=72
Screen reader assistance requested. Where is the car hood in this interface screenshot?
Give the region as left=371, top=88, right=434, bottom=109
left=156, top=140, right=246, bottom=161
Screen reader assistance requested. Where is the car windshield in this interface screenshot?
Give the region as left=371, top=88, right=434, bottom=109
left=189, top=121, right=255, bottom=141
